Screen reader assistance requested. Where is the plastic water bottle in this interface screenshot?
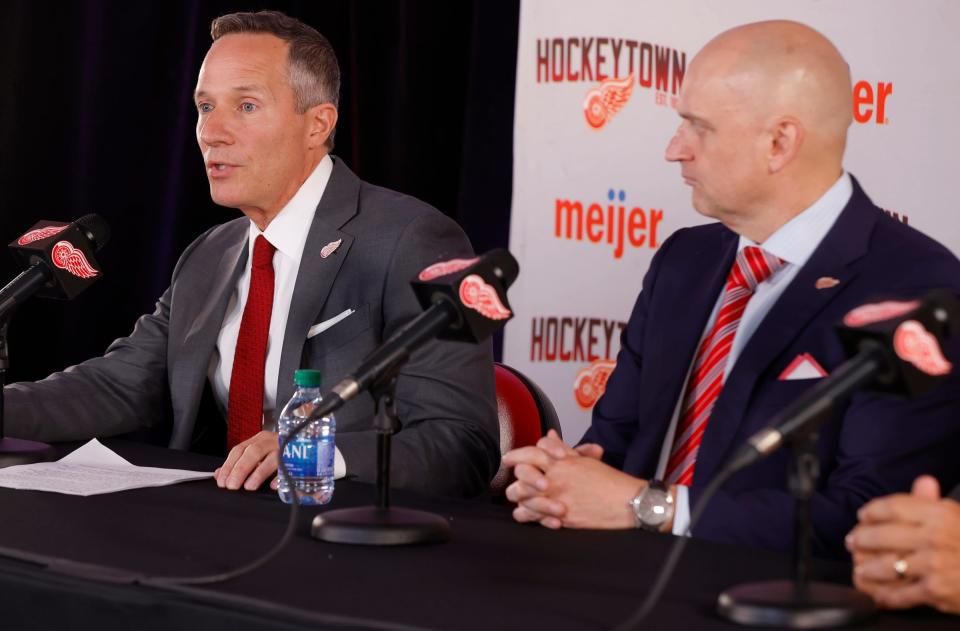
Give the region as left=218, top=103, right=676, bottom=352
left=277, top=369, right=335, bottom=505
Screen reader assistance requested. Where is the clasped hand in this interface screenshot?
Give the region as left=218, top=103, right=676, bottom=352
left=502, top=429, right=642, bottom=530
left=846, top=475, right=960, bottom=614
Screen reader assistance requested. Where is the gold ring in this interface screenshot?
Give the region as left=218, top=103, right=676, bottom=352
left=893, top=557, right=909, bottom=580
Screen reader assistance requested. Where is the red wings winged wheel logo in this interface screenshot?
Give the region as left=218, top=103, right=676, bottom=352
left=574, top=359, right=617, bottom=409
left=458, top=274, right=511, bottom=320
left=418, top=257, right=480, bottom=282
left=583, top=74, right=634, bottom=130
left=50, top=241, right=99, bottom=279
left=843, top=300, right=921, bottom=327
left=16, top=225, right=68, bottom=246
left=893, top=320, right=952, bottom=376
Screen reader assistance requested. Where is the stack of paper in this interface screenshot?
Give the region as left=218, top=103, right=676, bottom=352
left=0, top=439, right=214, bottom=496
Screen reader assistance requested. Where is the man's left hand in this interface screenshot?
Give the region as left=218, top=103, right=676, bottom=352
left=214, top=430, right=280, bottom=491
left=847, top=475, right=960, bottom=614
left=503, top=430, right=641, bottom=530
left=535, top=454, right=641, bottom=529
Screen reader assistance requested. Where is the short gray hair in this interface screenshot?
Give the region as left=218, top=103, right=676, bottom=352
left=211, top=10, right=340, bottom=149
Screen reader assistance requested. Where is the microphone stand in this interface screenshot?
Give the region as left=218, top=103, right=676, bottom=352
left=618, top=305, right=954, bottom=627
left=309, top=250, right=518, bottom=545
left=0, top=318, right=56, bottom=468
left=717, top=418, right=875, bottom=628
left=310, top=372, right=451, bottom=546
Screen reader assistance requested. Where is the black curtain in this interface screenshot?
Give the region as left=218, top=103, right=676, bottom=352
left=0, top=0, right=518, bottom=383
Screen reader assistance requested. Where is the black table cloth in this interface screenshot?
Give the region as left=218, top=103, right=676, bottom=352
left=0, top=440, right=954, bottom=630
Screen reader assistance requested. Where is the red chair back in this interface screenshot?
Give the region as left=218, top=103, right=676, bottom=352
left=490, top=363, right=561, bottom=495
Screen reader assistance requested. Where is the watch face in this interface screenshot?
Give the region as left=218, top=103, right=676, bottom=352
left=637, top=488, right=671, bottom=528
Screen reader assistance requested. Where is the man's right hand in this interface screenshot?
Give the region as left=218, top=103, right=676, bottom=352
left=214, top=430, right=280, bottom=491
left=502, top=430, right=605, bottom=528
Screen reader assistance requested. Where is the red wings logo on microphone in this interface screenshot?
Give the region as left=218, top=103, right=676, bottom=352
left=573, top=359, right=617, bottom=409
left=418, top=257, right=480, bottom=282
left=893, top=320, right=952, bottom=376
left=50, top=241, right=99, bottom=279
left=458, top=274, right=511, bottom=320
left=16, top=225, right=68, bottom=246
left=583, top=74, right=634, bottom=130
left=843, top=300, right=921, bottom=328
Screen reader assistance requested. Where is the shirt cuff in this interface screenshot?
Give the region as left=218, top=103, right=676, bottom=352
left=671, top=484, right=691, bottom=536
left=334, top=446, right=346, bottom=479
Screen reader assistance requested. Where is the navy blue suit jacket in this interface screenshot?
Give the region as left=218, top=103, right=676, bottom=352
left=582, top=178, right=960, bottom=558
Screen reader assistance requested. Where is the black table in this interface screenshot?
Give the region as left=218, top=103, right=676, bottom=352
left=0, top=441, right=953, bottom=630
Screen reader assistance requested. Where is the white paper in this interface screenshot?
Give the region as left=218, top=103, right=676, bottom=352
left=0, top=439, right=214, bottom=496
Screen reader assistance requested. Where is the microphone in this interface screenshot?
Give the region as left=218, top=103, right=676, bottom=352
left=724, top=290, right=959, bottom=474
left=306, top=248, right=518, bottom=546
left=0, top=214, right=109, bottom=466
left=326, top=248, right=518, bottom=408
left=0, top=214, right=110, bottom=321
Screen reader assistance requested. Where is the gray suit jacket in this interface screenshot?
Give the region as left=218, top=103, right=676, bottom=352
left=4, top=157, right=500, bottom=498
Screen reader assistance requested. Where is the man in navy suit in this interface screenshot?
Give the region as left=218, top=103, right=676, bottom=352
left=504, top=20, right=960, bottom=558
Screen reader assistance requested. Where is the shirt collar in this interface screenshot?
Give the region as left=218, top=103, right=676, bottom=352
left=246, top=153, right=334, bottom=263
left=738, top=171, right=853, bottom=268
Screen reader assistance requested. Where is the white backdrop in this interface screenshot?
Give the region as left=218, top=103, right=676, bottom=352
left=504, top=0, right=960, bottom=441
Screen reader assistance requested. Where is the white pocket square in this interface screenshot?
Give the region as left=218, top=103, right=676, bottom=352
left=778, top=353, right=828, bottom=380
left=307, top=308, right=355, bottom=339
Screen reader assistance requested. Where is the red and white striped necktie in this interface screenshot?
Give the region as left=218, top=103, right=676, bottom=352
left=665, top=246, right=785, bottom=486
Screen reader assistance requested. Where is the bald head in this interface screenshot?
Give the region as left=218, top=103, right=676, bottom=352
left=694, top=20, right=853, bottom=162
left=666, top=20, right=853, bottom=242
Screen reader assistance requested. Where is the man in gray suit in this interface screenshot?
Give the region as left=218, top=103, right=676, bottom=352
left=2, top=11, right=499, bottom=498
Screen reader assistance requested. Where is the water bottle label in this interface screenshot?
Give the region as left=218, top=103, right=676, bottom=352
left=282, top=436, right=334, bottom=478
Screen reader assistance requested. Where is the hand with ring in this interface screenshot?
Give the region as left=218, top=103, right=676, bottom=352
left=892, top=557, right=909, bottom=580
left=846, top=475, right=960, bottom=614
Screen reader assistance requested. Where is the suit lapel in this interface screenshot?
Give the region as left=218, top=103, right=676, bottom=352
left=694, top=181, right=879, bottom=480
left=624, top=227, right=738, bottom=478
left=183, top=232, right=247, bottom=349
left=170, top=223, right=247, bottom=448
left=276, top=157, right=360, bottom=406
left=646, top=227, right=738, bottom=415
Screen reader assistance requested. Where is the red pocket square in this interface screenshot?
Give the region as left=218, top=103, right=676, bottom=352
left=778, top=353, right=828, bottom=380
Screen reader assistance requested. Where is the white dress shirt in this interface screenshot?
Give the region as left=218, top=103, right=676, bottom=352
left=657, top=172, right=853, bottom=534
left=209, top=154, right=346, bottom=476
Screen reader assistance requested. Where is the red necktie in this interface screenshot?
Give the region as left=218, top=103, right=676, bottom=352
left=227, top=235, right=276, bottom=450
left=665, top=246, right=784, bottom=486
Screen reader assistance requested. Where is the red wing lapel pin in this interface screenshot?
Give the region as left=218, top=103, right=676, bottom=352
left=815, top=276, right=840, bottom=289
left=320, top=238, right=342, bottom=259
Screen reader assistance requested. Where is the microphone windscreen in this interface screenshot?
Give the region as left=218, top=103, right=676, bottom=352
left=410, top=248, right=518, bottom=343
left=485, top=248, right=519, bottom=288
left=836, top=289, right=959, bottom=397
left=75, top=214, right=111, bottom=251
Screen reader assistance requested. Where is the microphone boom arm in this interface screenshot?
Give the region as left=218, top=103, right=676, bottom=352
left=330, top=298, right=459, bottom=405
left=0, top=265, right=51, bottom=323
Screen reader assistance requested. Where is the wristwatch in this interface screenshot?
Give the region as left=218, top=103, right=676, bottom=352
left=629, top=479, right=674, bottom=532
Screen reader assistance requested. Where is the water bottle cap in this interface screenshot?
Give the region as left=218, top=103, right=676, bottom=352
left=294, top=369, right=322, bottom=387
